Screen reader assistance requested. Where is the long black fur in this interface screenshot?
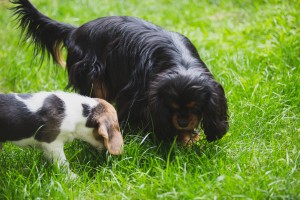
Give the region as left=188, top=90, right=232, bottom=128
left=11, top=0, right=229, bottom=142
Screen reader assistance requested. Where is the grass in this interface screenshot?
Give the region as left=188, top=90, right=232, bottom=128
left=0, top=0, right=299, bottom=199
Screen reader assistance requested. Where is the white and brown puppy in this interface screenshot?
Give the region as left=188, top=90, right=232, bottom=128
left=0, top=91, right=123, bottom=168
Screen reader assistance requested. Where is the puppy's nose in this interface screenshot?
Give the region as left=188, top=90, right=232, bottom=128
left=177, top=118, right=189, bottom=128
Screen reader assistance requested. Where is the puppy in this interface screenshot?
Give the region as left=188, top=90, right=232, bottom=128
left=11, top=0, right=229, bottom=144
left=0, top=91, right=123, bottom=169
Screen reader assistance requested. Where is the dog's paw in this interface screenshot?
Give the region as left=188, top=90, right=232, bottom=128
left=177, top=130, right=200, bottom=146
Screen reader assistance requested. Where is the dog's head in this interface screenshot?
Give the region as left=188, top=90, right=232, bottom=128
left=149, top=67, right=228, bottom=143
left=84, top=99, right=123, bottom=155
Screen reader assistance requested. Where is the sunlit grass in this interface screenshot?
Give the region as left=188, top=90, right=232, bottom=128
left=0, top=0, right=299, bottom=199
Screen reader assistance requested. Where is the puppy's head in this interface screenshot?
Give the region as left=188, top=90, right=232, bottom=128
left=85, top=99, right=123, bottom=155
left=149, top=68, right=228, bottom=143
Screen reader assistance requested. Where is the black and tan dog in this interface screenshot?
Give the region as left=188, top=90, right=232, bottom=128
left=11, top=0, right=228, bottom=144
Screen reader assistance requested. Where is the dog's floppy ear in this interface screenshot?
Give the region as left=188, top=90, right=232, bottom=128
left=201, top=81, right=229, bottom=141
left=97, top=119, right=124, bottom=155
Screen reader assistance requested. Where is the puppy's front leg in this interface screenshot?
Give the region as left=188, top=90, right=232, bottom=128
left=42, top=142, right=67, bottom=165
left=41, top=142, right=76, bottom=179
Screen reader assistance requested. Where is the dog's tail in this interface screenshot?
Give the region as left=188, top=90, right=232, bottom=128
left=10, top=0, right=76, bottom=67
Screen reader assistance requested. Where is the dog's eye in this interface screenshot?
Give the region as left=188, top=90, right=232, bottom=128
left=190, top=106, right=202, bottom=114
left=168, top=106, right=178, bottom=112
left=165, top=102, right=180, bottom=111
left=171, top=102, right=180, bottom=109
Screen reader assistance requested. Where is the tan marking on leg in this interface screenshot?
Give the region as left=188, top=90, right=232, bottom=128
left=92, top=81, right=108, bottom=99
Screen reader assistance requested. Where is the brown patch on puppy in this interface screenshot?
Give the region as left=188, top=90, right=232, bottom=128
left=87, top=99, right=123, bottom=155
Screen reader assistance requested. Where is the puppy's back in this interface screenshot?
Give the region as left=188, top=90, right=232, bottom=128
left=0, top=94, right=43, bottom=141
left=0, top=92, right=67, bottom=142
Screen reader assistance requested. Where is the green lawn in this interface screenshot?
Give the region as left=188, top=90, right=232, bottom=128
left=0, top=0, right=299, bottom=199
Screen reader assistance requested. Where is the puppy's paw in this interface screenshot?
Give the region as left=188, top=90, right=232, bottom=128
left=66, top=171, right=78, bottom=180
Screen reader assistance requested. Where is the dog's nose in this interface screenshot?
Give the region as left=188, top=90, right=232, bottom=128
left=177, top=118, right=189, bottom=128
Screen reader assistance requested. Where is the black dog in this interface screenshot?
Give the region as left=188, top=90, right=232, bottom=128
left=11, top=0, right=228, bottom=143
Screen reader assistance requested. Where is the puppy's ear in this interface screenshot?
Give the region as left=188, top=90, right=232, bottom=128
left=201, top=81, right=229, bottom=141
left=98, top=123, right=124, bottom=155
